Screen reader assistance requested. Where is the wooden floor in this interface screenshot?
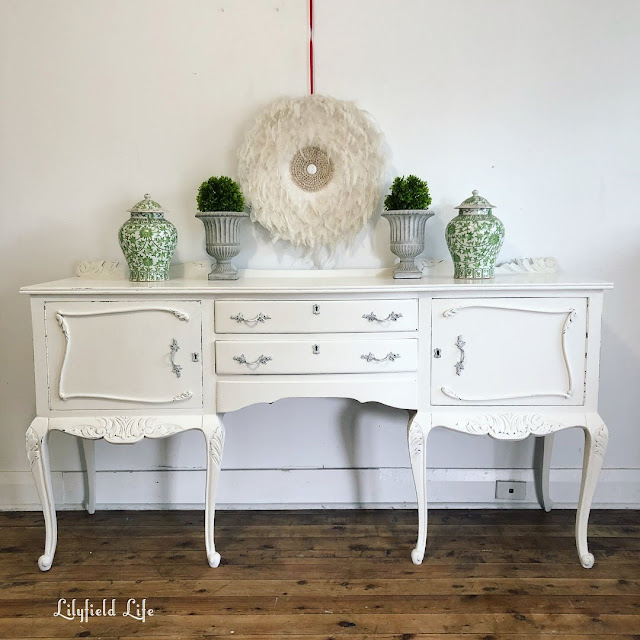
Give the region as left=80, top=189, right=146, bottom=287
left=0, top=509, right=639, bottom=639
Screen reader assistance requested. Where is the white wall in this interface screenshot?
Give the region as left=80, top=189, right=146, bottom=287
left=1, top=0, right=639, bottom=509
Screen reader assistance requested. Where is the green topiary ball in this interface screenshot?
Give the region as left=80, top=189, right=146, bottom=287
left=196, top=176, right=245, bottom=212
left=384, top=175, right=432, bottom=211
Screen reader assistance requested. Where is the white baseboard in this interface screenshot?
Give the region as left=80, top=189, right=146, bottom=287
left=1, top=467, right=639, bottom=510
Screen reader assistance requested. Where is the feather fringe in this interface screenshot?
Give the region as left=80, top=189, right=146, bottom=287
left=238, top=95, right=389, bottom=260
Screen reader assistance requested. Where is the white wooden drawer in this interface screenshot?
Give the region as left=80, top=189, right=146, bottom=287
left=214, top=299, right=418, bottom=333
left=216, top=338, right=418, bottom=375
left=431, top=297, right=587, bottom=406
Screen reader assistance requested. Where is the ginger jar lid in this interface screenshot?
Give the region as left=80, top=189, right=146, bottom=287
left=127, top=193, right=167, bottom=215
left=455, top=189, right=496, bottom=211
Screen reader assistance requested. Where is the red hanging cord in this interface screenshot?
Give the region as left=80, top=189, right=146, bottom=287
left=309, top=0, right=314, bottom=94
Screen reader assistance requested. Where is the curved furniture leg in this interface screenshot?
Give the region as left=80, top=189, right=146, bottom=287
left=81, top=439, right=96, bottom=515
left=576, top=416, right=608, bottom=568
left=408, top=411, right=430, bottom=565
left=26, top=418, right=57, bottom=571
left=202, top=414, right=225, bottom=568
left=536, top=433, right=555, bottom=512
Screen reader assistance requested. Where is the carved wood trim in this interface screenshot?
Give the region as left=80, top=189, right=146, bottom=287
left=26, top=426, right=41, bottom=467
left=440, top=305, right=576, bottom=402
left=454, top=413, right=566, bottom=439
left=208, top=426, right=224, bottom=468
left=494, top=257, right=559, bottom=274
left=408, top=419, right=424, bottom=459
left=76, top=260, right=128, bottom=280
left=55, top=307, right=193, bottom=404
left=594, top=424, right=609, bottom=459
left=51, top=417, right=187, bottom=443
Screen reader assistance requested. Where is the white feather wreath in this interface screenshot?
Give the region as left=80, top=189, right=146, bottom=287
left=237, top=95, right=388, bottom=256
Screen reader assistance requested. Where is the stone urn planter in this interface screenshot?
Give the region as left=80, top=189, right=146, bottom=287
left=196, top=211, right=249, bottom=280
left=382, top=210, right=434, bottom=279
left=445, top=190, right=505, bottom=279
left=118, top=193, right=177, bottom=282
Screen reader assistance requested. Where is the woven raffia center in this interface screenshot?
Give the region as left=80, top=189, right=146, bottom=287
left=290, top=147, right=334, bottom=192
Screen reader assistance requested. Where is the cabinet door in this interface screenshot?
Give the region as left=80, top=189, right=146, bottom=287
left=431, top=298, right=587, bottom=406
left=45, top=301, right=202, bottom=410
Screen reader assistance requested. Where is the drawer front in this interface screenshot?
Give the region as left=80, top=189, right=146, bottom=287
left=215, top=299, right=418, bottom=333
left=431, top=298, right=587, bottom=406
left=45, top=301, right=203, bottom=410
left=216, top=338, right=418, bottom=375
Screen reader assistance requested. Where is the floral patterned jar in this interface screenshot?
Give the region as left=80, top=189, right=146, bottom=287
left=445, top=190, right=505, bottom=279
left=118, top=194, right=178, bottom=281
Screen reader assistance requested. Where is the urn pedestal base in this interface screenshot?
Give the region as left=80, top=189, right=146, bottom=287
left=382, top=210, right=434, bottom=280
left=393, top=260, right=423, bottom=279
left=196, top=211, right=249, bottom=281
left=208, top=258, right=239, bottom=281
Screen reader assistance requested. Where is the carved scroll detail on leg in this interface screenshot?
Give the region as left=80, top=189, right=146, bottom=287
left=26, top=426, right=41, bottom=468
left=203, top=416, right=225, bottom=568
left=576, top=417, right=608, bottom=569
left=26, top=419, right=57, bottom=571
left=408, top=412, right=430, bottom=565
left=594, top=425, right=609, bottom=459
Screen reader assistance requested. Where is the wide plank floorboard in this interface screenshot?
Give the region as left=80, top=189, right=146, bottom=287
left=0, top=509, right=638, bottom=638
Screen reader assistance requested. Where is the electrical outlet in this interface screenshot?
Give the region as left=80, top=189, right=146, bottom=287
left=495, top=480, right=526, bottom=500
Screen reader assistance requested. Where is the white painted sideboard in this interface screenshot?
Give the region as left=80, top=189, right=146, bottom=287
left=21, top=269, right=612, bottom=571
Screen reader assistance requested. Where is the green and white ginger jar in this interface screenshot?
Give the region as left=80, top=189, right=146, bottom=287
left=118, top=194, right=178, bottom=282
left=445, top=190, right=505, bottom=279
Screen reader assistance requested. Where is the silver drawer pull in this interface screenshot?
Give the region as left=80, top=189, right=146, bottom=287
left=233, top=354, right=272, bottom=367
left=170, top=339, right=182, bottom=378
left=362, top=311, right=403, bottom=323
left=230, top=312, right=271, bottom=324
left=454, top=335, right=465, bottom=375
left=361, top=352, right=401, bottom=363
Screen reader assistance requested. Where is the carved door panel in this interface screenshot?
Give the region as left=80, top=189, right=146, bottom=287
left=431, top=298, right=587, bottom=406
left=45, top=301, right=202, bottom=410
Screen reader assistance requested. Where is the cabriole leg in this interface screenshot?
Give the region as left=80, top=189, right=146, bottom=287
left=537, top=433, right=555, bottom=512
left=408, top=411, right=431, bottom=565
left=81, top=439, right=96, bottom=515
left=202, top=414, right=225, bottom=568
left=576, top=417, right=608, bottom=568
left=26, top=418, right=57, bottom=571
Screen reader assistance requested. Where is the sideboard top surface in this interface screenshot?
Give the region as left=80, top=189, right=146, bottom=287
left=21, top=270, right=613, bottom=296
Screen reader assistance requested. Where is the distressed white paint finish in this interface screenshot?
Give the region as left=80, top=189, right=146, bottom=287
left=45, top=302, right=203, bottom=410
left=27, top=414, right=224, bottom=570
left=21, top=272, right=610, bottom=569
left=420, top=411, right=609, bottom=568
left=432, top=299, right=587, bottom=406
left=1, top=0, right=637, bottom=528
left=25, top=418, right=56, bottom=571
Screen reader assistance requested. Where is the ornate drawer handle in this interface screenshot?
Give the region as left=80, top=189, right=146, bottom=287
left=454, top=335, right=465, bottom=375
left=233, top=354, right=272, bottom=367
left=170, top=339, right=182, bottom=378
left=230, top=312, right=271, bottom=324
left=361, top=352, right=401, bottom=363
left=362, top=311, right=403, bottom=323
